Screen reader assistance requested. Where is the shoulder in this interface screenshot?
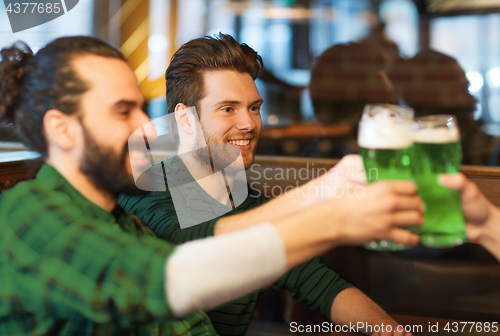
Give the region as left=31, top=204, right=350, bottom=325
left=0, top=177, right=78, bottom=223
left=0, top=179, right=98, bottom=252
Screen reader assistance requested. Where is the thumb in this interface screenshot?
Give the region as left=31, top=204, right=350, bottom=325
left=466, top=222, right=482, bottom=242
left=439, top=173, right=467, bottom=191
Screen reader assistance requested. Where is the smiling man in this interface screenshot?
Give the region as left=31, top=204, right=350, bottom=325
left=119, top=34, right=412, bottom=336
left=194, top=69, right=262, bottom=169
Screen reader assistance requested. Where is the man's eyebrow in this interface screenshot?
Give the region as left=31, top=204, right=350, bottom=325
left=111, top=100, right=140, bottom=109
left=250, top=98, right=264, bottom=106
left=213, top=99, right=264, bottom=108
left=213, top=100, right=241, bottom=107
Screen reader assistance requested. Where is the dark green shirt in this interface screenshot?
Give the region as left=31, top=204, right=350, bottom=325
left=119, top=156, right=354, bottom=336
left=0, top=164, right=217, bottom=336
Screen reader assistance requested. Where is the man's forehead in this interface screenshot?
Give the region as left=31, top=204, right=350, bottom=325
left=71, top=54, right=133, bottom=85
left=201, top=70, right=261, bottom=101
left=71, top=54, right=143, bottom=103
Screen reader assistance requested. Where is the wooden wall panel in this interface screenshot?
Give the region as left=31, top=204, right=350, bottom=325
left=0, top=152, right=42, bottom=193
left=251, top=156, right=500, bottom=207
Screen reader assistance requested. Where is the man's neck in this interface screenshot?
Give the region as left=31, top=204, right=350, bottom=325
left=177, top=144, right=238, bottom=184
left=46, top=157, right=117, bottom=213
left=177, top=152, right=235, bottom=207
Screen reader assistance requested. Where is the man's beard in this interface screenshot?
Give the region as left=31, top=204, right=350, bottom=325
left=194, top=123, right=257, bottom=172
left=79, top=126, right=147, bottom=198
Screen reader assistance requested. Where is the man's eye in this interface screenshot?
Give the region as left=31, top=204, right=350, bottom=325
left=119, top=110, right=130, bottom=117
left=223, top=107, right=233, bottom=113
left=250, top=106, right=261, bottom=113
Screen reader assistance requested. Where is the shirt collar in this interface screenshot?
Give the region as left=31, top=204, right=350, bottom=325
left=36, top=163, right=127, bottom=226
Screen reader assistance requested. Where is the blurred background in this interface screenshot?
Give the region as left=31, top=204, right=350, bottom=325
left=1, top=0, right=500, bottom=164
left=2, top=1, right=500, bottom=331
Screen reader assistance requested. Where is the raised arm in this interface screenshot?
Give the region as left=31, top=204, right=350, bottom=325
left=168, top=179, right=422, bottom=315
left=120, top=155, right=363, bottom=241
left=215, top=154, right=367, bottom=235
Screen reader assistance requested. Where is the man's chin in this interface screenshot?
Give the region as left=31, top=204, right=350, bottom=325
left=243, top=147, right=257, bottom=169
left=243, top=156, right=255, bottom=170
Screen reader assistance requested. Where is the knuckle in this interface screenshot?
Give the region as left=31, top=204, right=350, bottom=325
left=403, top=233, right=418, bottom=246
left=382, top=196, right=397, bottom=211
left=376, top=180, right=389, bottom=189
left=374, top=181, right=390, bottom=194
left=407, top=181, right=418, bottom=193
left=411, top=211, right=424, bottom=224
left=378, top=215, right=393, bottom=230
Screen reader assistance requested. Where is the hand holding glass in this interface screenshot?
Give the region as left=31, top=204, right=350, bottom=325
left=358, top=104, right=417, bottom=251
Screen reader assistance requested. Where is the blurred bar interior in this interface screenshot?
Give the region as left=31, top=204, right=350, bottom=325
left=1, top=0, right=500, bottom=166
left=2, top=0, right=500, bottom=332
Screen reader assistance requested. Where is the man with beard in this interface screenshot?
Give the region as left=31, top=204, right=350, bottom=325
left=0, top=36, right=423, bottom=335
left=119, top=34, right=413, bottom=336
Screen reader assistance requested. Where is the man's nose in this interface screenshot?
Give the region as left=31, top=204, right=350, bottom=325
left=235, top=110, right=256, bottom=132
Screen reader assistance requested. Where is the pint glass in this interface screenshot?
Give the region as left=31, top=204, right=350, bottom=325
left=411, top=115, right=466, bottom=247
left=358, top=104, right=416, bottom=251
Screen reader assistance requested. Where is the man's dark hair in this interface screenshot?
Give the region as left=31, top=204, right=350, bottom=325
left=0, top=36, right=125, bottom=155
left=165, top=33, right=264, bottom=115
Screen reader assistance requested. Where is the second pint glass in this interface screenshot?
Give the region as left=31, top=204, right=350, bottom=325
left=358, top=104, right=416, bottom=251
left=411, top=115, right=466, bottom=247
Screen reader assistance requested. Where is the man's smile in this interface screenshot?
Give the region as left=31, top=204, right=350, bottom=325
left=228, top=138, right=252, bottom=150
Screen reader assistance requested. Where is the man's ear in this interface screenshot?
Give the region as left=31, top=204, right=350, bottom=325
left=174, top=103, right=195, bottom=135
left=43, top=109, right=80, bottom=150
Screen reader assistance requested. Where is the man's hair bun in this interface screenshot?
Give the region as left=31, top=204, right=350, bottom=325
left=0, top=41, right=34, bottom=124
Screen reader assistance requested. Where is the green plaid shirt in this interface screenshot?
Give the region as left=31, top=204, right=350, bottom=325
left=0, top=164, right=218, bottom=336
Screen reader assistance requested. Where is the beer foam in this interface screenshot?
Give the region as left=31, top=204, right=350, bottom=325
left=413, top=128, right=460, bottom=143
left=358, top=115, right=413, bottom=149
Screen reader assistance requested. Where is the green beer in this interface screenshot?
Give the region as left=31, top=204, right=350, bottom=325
left=359, top=147, right=412, bottom=182
left=359, top=146, right=418, bottom=250
left=411, top=115, right=466, bottom=247
left=411, top=140, right=466, bottom=247
left=358, top=105, right=415, bottom=251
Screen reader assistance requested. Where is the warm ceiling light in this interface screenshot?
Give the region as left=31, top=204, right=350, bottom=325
left=427, top=0, right=500, bottom=12
left=263, top=7, right=334, bottom=20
